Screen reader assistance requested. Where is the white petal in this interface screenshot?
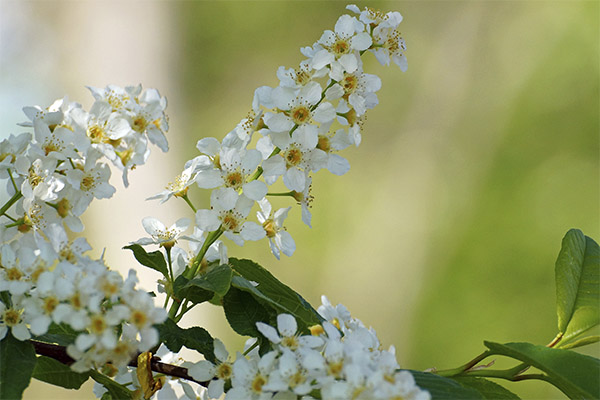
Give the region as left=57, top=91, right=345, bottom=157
left=141, top=217, right=165, bottom=236
left=261, top=156, right=286, bottom=177
left=351, top=32, right=372, bottom=51
left=277, top=231, right=296, bottom=257
left=263, top=112, right=293, bottom=132
left=242, top=180, right=267, bottom=201
left=241, top=149, right=262, bottom=172
left=283, top=168, right=306, bottom=192
left=211, top=187, right=238, bottom=210
left=11, top=324, right=31, bottom=341
left=187, top=360, right=216, bottom=381
left=214, top=338, right=229, bottom=362
left=196, top=137, right=221, bottom=156
left=311, top=49, right=335, bottom=70
left=195, top=170, right=223, bottom=189
left=195, top=210, right=221, bottom=232
left=339, top=54, right=359, bottom=73
left=256, top=322, right=281, bottom=344
left=312, top=102, right=336, bottom=124
left=277, top=314, right=297, bottom=337
left=327, top=153, right=350, bottom=176
left=240, top=222, right=266, bottom=241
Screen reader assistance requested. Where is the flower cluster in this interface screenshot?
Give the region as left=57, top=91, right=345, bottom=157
left=0, top=84, right=169, bottom=370
left=145, top=5, right=407, bottom=273
left=105, top=296, right=427, bottom=400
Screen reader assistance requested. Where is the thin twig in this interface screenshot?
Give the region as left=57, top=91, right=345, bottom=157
left=30, top=340, right=209, bottom=387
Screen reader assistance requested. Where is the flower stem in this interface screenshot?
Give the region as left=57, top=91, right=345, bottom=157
left=266, top=191, right=294, bottom=197
left=0, top=191, right=23, bottom=218
left=181, top=193, right=197, bottom=213
left=167, top=228, right=224, bottom=320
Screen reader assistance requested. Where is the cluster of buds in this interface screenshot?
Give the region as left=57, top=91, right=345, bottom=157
left=0, top=84, right=169, bottom=370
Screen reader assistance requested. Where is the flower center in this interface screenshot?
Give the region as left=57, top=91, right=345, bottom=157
left=131, top=310, right=148, bottom=328
left=6, top=267, right=23, bottom=281
left=333, top=38, right=351, bottom=56
left=328, top=360, right=344, bottom=378
left=251, top=374, right=267, bottom=393
left=81, top=174, right=96, bottom=191
left=284, top=146, right=303, bottom=168
left=90, top=315, right=107, bottom=334
left=220, top=211, right=241, bottom=233
left=262, top=219, right=276, bottom=238
left=291, top=105, right=311, bottom=125
left=87, top=125, right=105, bottom=143
left=43, top=297, right=59, bottom=313
left=3, top=308, right=21, bottom=326
left=281, top=335, right=299, bottom=350
left=317, top=136, right=331, bottom=153
left=132, top=116, right=148, bottom=133
left=225, top=171, right=244, bottom=190
left=216, top=362, right=233, bottom=380
left=341, top=74, right=359, bottom=95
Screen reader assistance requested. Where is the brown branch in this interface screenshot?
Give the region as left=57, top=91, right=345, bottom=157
left=30, top=340, right=209, bottom=387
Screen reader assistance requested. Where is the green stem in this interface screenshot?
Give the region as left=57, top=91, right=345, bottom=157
left=167, top=228, right=224, bottom=320
left=165, top=247, right=174, bottom=283
left=0, top=191, right=23, bottom=218
left=243, top=340, right=259, bottom=356
left=2, top=214, right=16, bottom=222
left=434, top=350, right=493, bottom=377
left=5, top=219, right=24, bottom=228
left=181, top=193, right=197, bottom=213
left=8, top=170, right=18, bottom=193
left=266, top=191, right=294, bottom=197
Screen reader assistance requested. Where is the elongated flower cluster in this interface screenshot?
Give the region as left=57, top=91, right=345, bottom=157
left=146, top=4, right=407, bottom=266
left=0, top=84, right=168, bottom=370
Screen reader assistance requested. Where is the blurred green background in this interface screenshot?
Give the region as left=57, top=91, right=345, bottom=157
left=1, top=1, right=597, bottom=399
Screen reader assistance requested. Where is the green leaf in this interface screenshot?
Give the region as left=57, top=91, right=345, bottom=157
left=557, top=335, right=600, bottom=350
left=452, top=377, right=520, bottom=399
left=34, top=323, right=78, bottom=346
left=410, top=370, right=484, bottom=399
left=89, top=370, right=132, bottom=400
left=32, top=356, right=89, bottom=389
left=555, top=229, right=600, bottom=344
left=174, top=264, right=233, bottom=305
left=222, top=286, right=274, bottom=338
left=485, top=341, right=600, bottom=399
left=187, top=264, right=232, bottom=297
left=123, top=244, right=168, bottom=277
left=229, top=258, right=323, bottom=333
left=0, top=333, right=37, bottom=399
left=155, top=318, right=216, bottom=363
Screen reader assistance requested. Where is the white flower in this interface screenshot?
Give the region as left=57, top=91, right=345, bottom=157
left=263, top=82, right=336, bottom=133
left=147, top=157, right=202, bottom=204
left=196, top=190, right=265, bottom=246
left=310, top=14, right=371, bottom=72
left=256, top=199, right=295, bottom=260
left=261, top=127, right=327, bottom=192
left=133, top=217, right=191, bottom=249
left=187, top=338, right=233, bottom=399
left=256, top=314, right=322, bottom=352
left=65, top=148, right=115, bottom=215
left=227, top=350, right=278, bottom=400
left=195, top=141, right=267, bottom=202
left=0, top=302, right=31, bottom=341
left=15, top=155, right=63, bottom=202
left=315, top=129, right=352, bottom=176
